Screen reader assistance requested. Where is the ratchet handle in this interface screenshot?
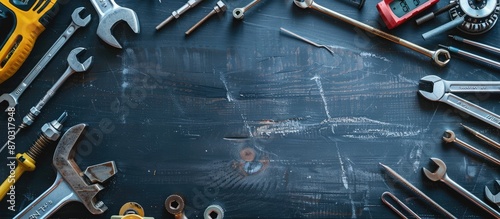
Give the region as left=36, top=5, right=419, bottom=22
left=443, top=93, right=500, bottom=129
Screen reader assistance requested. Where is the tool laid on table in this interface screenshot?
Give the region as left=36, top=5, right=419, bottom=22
left=280, top=27, right=335, bottom=56
left=165, top=194, right=188, bottom=219
left=421, top=0, right=500, bottom=39
left=461, top=124, right=500, bottom=150
left=293, top=0, right=451, bottom=67
left=485, top=180, right=500, bottom=208
left=442, top=130, right=500, bottom=166
left=89, top=0, right=140, bottom=49
left=439, top=44, right=500, bottom=69
left=449, top=35, right=500, bottom=55
left=14, top=124, right=117, bottom=218
left=416, top=1, right=458, bottom=25
left=204, top=205, right=224, bottom=219
left=418, top=75, right=500, bottom=129
left=380, top=191, right=421, bottom=219
left=376, top=0, right=439, bottom=29
left=17, top=47, right=92, bottom=133
left=0, top=112, right=67, bottom=201
left=156, top=0, right=204, bottom=30
left=0, top=0, right=60, bottom=83
left=233, top=0, right=261, bottom=19
left=186, top=1, right=227, bottom=35
left=423, top=157, right=500, bottom=217
left=111, top=202, right=155, bottom=219
left=379, top=163, right=456, bottom=218
left=0, top=7, right=90, bottom=111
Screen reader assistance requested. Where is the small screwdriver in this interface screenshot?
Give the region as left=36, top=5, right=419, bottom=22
left=0, top=112, right=67, bottom=200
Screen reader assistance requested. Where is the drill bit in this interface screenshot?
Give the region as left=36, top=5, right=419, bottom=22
left=185, top=1, right=227, bottom=35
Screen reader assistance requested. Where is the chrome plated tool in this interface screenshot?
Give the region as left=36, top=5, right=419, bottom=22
left=233, top=0, right=261, bottom=19
left=461, top=124, right=500, bottom=150
left=439, top=44, right=500, bottom=69
left=381, top=192, right=421, bottom=219
left=156, top=0, right=204, bottom=30
left=280, top=27, right=334, bottom=55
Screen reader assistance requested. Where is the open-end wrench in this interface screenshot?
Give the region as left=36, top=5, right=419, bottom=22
left=293, top=0, right=451, bottom=67
left=418, top=75, right=500, bottom=129
left=89, top=0, right=140, bottom=49
left=423, top=158, right=500, bottom=217
left=233, top=0, right=261, bottom=19
left=19, top=47, right=93, bottom=130
left=14, top=124, right=117, bottom=218
left=485, top=180, right=500, bottom=208
left=0, top=7, right=90, bottom=111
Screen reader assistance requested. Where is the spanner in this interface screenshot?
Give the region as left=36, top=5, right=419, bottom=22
left=0, top=7, right=90, bottom=112
left=418, top=75, right=500, bottom=129
left=89, top=0, right=140, bottom=49
left=233, top=0, right=261, bottom=19
left=14, top=124, right=117, bottom=218
left=19, top=47, right=93, bottom=130
left=423, top=157, right=500, bottom=217
left=293, top=0, right=451, bottom=67
left=485, top=180, right=500, bottom=208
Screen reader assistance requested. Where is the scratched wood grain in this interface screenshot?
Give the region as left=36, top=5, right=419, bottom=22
left=0, top=0, right=499, bottom=218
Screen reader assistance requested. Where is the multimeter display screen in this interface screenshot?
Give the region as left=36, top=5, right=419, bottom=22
left=390, top=0, right=425, bottom=17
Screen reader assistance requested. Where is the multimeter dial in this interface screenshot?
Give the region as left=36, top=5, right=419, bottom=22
left=377, top=0, right=440, bottom=29
left=449, top=0, right=499, bottom=34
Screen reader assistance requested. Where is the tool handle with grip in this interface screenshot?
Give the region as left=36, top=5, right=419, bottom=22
left=14, top=173, right=81, bottom=219
left=443, top=93, right=500, bottom=129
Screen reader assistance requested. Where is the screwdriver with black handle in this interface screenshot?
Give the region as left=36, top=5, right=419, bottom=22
left=0, top=0, right=60, bottom=84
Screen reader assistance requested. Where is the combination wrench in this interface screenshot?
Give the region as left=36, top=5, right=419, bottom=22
left=0, top=7, right=90, bottom=111
left=423, top=157, right=500, bottom=217
left=293, top=0, right=450, bottom=67
left=233, top=0, right=261, bottom=19
left=418, top=75, right=500, bottom=129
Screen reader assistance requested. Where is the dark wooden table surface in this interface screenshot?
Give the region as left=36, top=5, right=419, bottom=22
left=0, top=0, right=499, bottom=218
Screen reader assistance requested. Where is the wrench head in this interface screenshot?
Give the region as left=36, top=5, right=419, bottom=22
left=423, top=157, right=447, bottom=182
left=0, top=93, right=17, bottom=110
left=418, top=75, right=445, bottom=101
left=294, top=0, right=314, bottom=8
left=96, top=7, right=140, bottom=49
left=67, top=47, right=93, bottom=72
left=485, top=180, right=500, bottom=206
left=53, top=124, right=117, bottom=215
left=442, top=130, right=456, bottom=143
left=72, top=7, right=91, bottom=27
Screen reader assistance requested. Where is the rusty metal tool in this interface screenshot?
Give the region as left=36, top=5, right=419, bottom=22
left=165, top=194, right=188, bottom=219
left=185, top=1, right=227, bottom=35
left=14, top=123, right=117, bottom=218
left=293, top=0, right=451, bottom=67
left=381, top=191, right=421, bottom=219
left=280, top=27, right=334, bottom=55
left=443, top=130, right=500, bottom=166
left=423, top=157, right=500, bottom=217
left=461, top=124, right=500, bottom=150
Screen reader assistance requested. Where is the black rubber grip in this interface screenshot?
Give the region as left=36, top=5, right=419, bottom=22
left=38, top=1, right=58, bottom=27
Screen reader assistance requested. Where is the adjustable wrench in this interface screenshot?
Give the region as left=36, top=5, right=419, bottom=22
left=0, top=7, right=90, bottom=111
left=418, top=75, right=500, bottom=129
left=423, top=158, right=500, bottom=217
left=14, top=124, right=117, bottom=218
left=293, top=0, right=451, bottom=67
left=19, top=47, right=92, bottom=130
left=485, top=180, right=500, bottom=208
left=89, top=0, right=140, bottom=49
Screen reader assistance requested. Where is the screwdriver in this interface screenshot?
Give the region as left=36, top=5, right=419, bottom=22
left=0, top=112, right=67, bottom=200
left=439, top=44, right=500, bottom=69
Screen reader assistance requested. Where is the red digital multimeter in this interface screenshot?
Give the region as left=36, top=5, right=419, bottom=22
left=377, top=0, right=439, bottom=29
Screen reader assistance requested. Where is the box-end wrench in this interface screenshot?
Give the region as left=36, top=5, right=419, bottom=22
left=233, top=0, right=261, bottom=19
left=423, top=158, right=500, bottom=218
left=18, top=47, right=92, bottom=131
left=293, top=0, right=450, bottom=67
left=0, top=7, right=90, bottom=112
left=418, top=75, right=500, bottom=129
left=14, top=124, right=117, bottom=218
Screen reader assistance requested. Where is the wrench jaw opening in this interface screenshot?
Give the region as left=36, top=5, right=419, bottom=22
left=53, top=124, right=117, bottom=215
left=442, top=130, right=456, bottom=143
left=294, top=0, right=314, bottom=8
left=485, top=180, right=500, bottom=206
left=96, top=8, right=140, bottom=49
left=423, top=158, right=448, bottom=182
left=418, top=75, right=445, bottom=101
left=0, top=93, right=16, bottom=111
left=67, top=48, right=93, bottom=72
left=72, top=7, right=92, bottom=27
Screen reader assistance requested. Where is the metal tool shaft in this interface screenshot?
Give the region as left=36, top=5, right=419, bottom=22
left=449, top=35, right=500, bottom=55
left=440, top=45, right=500, bottom=69
left=380, top=163, right=456, bottom=218
left=444, top=130, right=500, bottom=166
left=461, top=124, right=500, bottom=150
left=280, top=27, right=334, bottom=55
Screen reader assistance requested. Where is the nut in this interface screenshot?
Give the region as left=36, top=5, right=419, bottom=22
left=41, top=123, right=61, bottom=141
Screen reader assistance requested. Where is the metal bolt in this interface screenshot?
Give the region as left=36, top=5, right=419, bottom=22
left=185, top=1, right=226, bottom=35
left=26, top=112, right=68, bottom=161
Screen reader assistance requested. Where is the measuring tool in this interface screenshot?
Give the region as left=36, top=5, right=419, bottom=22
left=0, top=0, right=60, bottom=84
left=376, top=0, right=440, bottom=29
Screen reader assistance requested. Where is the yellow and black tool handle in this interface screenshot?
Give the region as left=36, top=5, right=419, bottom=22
left=0, top=0, right=59, bottom=84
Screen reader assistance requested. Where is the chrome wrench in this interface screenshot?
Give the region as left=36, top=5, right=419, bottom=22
left=418, top=75, right=500, bottom=129
left=293, top=0, right=451, bottom=67
left=0, top=7, right=90, bottom=111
